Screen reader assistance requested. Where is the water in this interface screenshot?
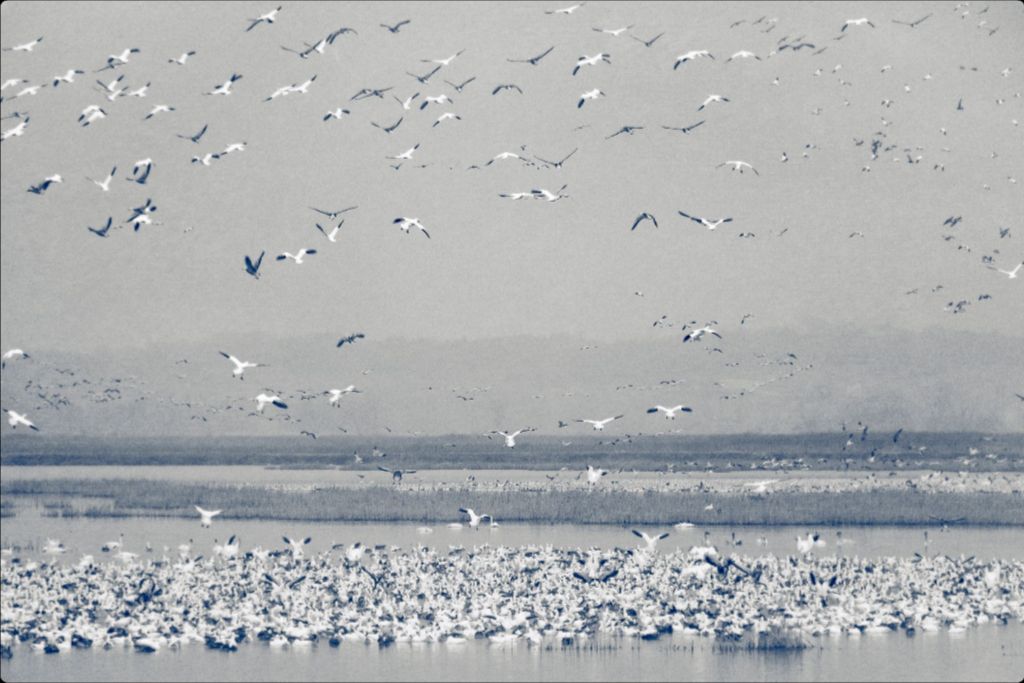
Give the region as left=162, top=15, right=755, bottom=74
left=3, top=503, right=1022, bottom=560
left=2, top=625, right=1022, bottom=682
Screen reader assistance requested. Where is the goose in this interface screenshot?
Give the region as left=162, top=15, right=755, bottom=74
left=276, top=249, right=317, bottom=264
left=534, top=148, right=577, bottom=168
left=195, top=506, right=222, bottom=527
left=728, top=50, right=761, bottom=61
left=606, top=125, right=643, bottom=139
left=585, top=464, right=608, bottom=484
left=1, top=117, right=30, bottom=141
left=532, top=185, right=569, bottom=202
left=393, top=217, right=431, bottom=238
left=673, top=50, right=714, bottom=69
left=572, top=53, right=610, bottom=75
left=206, top=73, right=242, bottom=96
left=388, top=143, right=420, bottom=160
left=168, top=50, right=196, bottom=65
left=577, top=88, right=604, bottom=107
left=311, top=206, right=358, bottom=220
left=1, top=78, right=27, bottom=90
left=393, top=92, right=420, bottom=110
left=4, top=37, right=44, bottom=52
left=381, top=19, right=411, bottom=33
left=290, top=75, right=317, bottom=94
left=492, top=428, right=534, bottom=448
left=492, top=83, right=523, bottom=95
left=350, top=86, right=393, bottom=101
left=327, top=386, right=360, bottom=405
left=661, top=120, right=705, bottom=134
left=316, top=220, right=344, bottom=242
left=214, top=535, right=240, bottom=560
left=484, top=151, right=524, bottom=166
left=594, top=25, right=633, bottom=36
left=646, top=405, right=693, bottom=419
left=893, top=14, right=932, bottom=28
left=682, top=324, right=721, bottom=343
left=1, top=349, right=30, bottom=368
left=191, top=152, right=221, bottom=166
left=79, top=107, right=106, bottom=126
left=283, top=28, right=355, bottom=58
left=219, top=351, right=265, bottom=379
left=678, top=211, right=733, bottom=230
left=371, top=116, right=403, bottom=133
left=143, top=104, right=175, bottom=120
left=433, top=112, right=461, bottom=127
left=86, top=166, right=116, bottom=191
left=244, top=251, right=265, bottom=278
left=128, top=158, right=153, bottom=184
left=577, top=415, right=623, bottom=430
left=255, top=393, right=288, bottom=412
left=420, top=94, right=452, bottom=109
left=631, top=212, right=658, bottom=230
left=222, top=142, right=246, bottom=154
left=323, top=107, right=351, bottom=121
left=697, top=94, right=729, bottom=111
left=508, top=46, right=554, bottom=65
left=546, top=3, right=586, bottom=15
left=52, top=69, right=85, bottom=87
left=378, top=466, right=416, bottom=483
left=27, top=174, right=62, bottom=194
left=100, top=48, right=141, bottom=71
left=423, top=50, right=465, bottom=67
left=41, top=539, right=65, bottom=556
left=841, top=18, right=876, bottom=31
left=336, top=333, right=365, bottom=347
left=988, top=262, right=1021, bottom=279
left=632, top=530, right=670, bottom=551
left=4, top=408, right=39, bottom=431
left=499, top=191, right=534, bottom=200
left=458, top=508, right=492, bottom=529
left=717, top=160, right=759, bottom=175
left=246, top=6, right=282, bottom=32
left=7, top=84, right=44, bottom=100
left=176, top=124, right=208, bottom=143
left=631, top=31, right=665, bottom=48
left=88, top=217, right=113, bottom=238
left=796, top=533, right=825, bottom=554
left=127, top=82, right=150, bottom=97
left=407, top=65, right=441, bottom=84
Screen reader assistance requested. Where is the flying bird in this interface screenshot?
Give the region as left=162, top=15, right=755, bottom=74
left=86, top=166, right=116, bottom=191
left=316, top=220, right=344, bottom=242
left=572, top=53, right=610, bottom=76
left=336, top=333, right=366, bottom=348
left=631, top=213, right=658, bottom=231
left=371, top=116, right=404, bottom=133
left=678, top=211, right=733, bottom=230
left=87, top=217, right=113, bottom=238
left=507, top=46, right=554, bottom=65
left=577, top=415, right=624, bottom=430
left=381, top=20, right=411, bottom=33
left=311, top=206, right=357, bottom=220
left=255, top=393, right=288, bottom=412
left=682, top=324, right=722, bottom=343
left=206, top=73, right=242, bottom=96
left=841, top=18, right=876, bottom=31
left=546, top=3, right=586, bottom=16
left=661, top=120, right=705, bottom=134
left=631, top=31, right=665, bottom=48
left=176, top=124, right=208, bottom=144
left=4, top=408, right=39, bottom=431
left=144, top=104, right=175, bottom=120
left=52, top=69, right=85, bottom=87
left=168, top=51, right=196, bottom=65
left=717, top=160, right=759, bottom=175
left=646, top=405, right=693, bottom=419
left=492, top=83, right=523, bottom=95
left=276, top=249, right=317, bottom=264
left=244, top=252, right=265, bottom=279
left=27, top=174, right=62, bottom=195
left=219, top=352, right=265, bottom=379
left=4, top=37, right=44, bottom=52
left=195, top=506, right=221, bottom=527
left=246, top=6, right=282, bottom=32
left=674, top=50, right=714, bottom=69
left=393, top=217, right=431, bottom=238
left=578, top=89, right=604, bottom=108
left=632, top=529, right=670, bottom=551
left=1, top=349, right=30, bottom=369
left=697, top=94, right=729, bottom=111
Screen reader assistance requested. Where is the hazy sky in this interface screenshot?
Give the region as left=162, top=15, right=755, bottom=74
left=1, top=2, right=1022, bottom=434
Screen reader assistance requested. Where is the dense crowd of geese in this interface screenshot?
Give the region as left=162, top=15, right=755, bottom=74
left=1, top=538, right=1020, bottom=657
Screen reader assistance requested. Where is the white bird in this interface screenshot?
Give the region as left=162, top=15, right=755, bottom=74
left=989, top=262, right=1022, bottom=279
left=246, top=6, right=282, bottom=32
left=532, top=185, right=569, bottom=202
left=1, top=117, right=30, bottom=141
left=255, top=393, right=288, bottom=412
left=492, top=428, right=534, bottom=448
left=717, top=160, right=759, bottom=175
left=3, top=408, right=39, bottom=431
left=585, top=464, right=608, bottom=484
left=79, top=107, right=106, bottom=127
left=327, top=386, right=360, bottom=405
left=394, top=92, right=420, bottom=110
left=52, top=69, right=85, bottom=87
left=423, top=50, right=465, bottom=67
left=577, top=88, right=604, bottom=108
left=191, top=152, right=221, bottom=166
left=316, top=220, right=344, bottom=242
left=499, top=191, right=534, bottom=200
left=841, top=17, right=876, bottom=31
left=219, top=352, right=264, bottom=379
left=41, top=539, right=65, bottom=556
left=433, top=112, right=462, bottom=127
left=577, top=415, right=623, bottom=430
left=168, top=51, right=196, bottom=65
left=128, top=158, right=153, bottom=184
left=2, top=349, right=30, bottom=369
left=678, top=210, right=733, bottom=230
left=632, top=529, right=670, bottom=551
left=1, top=78, right=27, bottom=90
left=222, top=142, right=246, bottom=154
left=393, top=217, right=431, bottom=238
left=646, top=405, right=693, bottom=419
left=546, top=3, right=586, bottom=15
left=276, top=249, right=317, bottom=264
left=796, top=533, right=826, bottom=554
left=144, top=104, right=175, bottom=120
left=343, top=542, right=365, bottom=564
left=744, top=479, right=778, bottom=494
left=458, top=508, right=492, bottom=529
left=388, top=143, right=420, bottom=160
left=86, top=166, right=117, bottom=191
left=195, top=506, right=222, bottom=527
left=419, top=94, right=453, bottom=109
left=673, top=50, right=714, bottom=69
left=206, top=73, right=242, bottom=96
left=214, top=535, right=240, bottom=559
left=11, top=84, right=45, bottom=99
left=5, top=37, right=44, bottom=52
left=486, top=152, right=523, bottom=166
left=323, top=107, right=350, bottom=121
left=126, top=82, right=150, bottom=97
left=697, top=94, right=730, bottom=111
left=728, top=50, right=761, bottom=62
left=682, top=324, right=721, bottom=343
left=572, top=53, right=610, bottom=76
left=593, top=26, right=632, bottom=36
left=291, top=75, right=317, bottom=94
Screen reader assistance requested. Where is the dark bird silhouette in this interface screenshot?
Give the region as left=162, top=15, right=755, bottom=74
left=88, top=217, right=113, bottom=238
left=337, top=333, right=366, bottom=348
left=176, top=124, right=208, bottom=144
left=311, top=206, right=357, bottom=220
left=631, top=213, right=658, bottom=231
left=661, top=120, right=705, bottom=134
left=371, top=116, right=403, bottom=134
left=507, top=46, right=554, bottom=65
left=381, top=20, right=411, bottom=33
left=445, top=76, right=476, bottom=93
left=631, top=32, right=664, bottom=48
left=492, top=83, right=523, bottom=95
left=244, top=251, right=265, bottom=279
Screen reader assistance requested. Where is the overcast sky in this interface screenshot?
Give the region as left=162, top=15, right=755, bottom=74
left=1, top=2, right=1022, bottom=434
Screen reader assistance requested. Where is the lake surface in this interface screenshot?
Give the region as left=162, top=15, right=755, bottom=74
left=2, top=624, right=1022, bottom=682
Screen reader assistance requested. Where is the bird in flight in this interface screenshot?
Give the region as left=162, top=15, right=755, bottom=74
left=1, top=349, right=30, bottom=369
left=606, top=125, right=643, bottom=139
left=728, top=50, right=761, bottom=62
left=276, top=249, right=317, bottom=264
left=631, top=213, right=658, bottom=231
left=661, top=120, right=705, bottom=135
left=508, top=46, right=554, bottom=65
left=246, top=6, right=282, bottom=32
left=717, top=160, right=759, bottom=175
left=578, top=88, right=604, bottom=108
left=892, top=14, right=932, bottom=28
left=327, top=386, right=361, bottom=405
left=255, top=393, right=288, bottom=412
left=632, top=32, right=665, bottom=48
left=444, top=77, right=476, bottom=93
left=206, top=73, right=242, bottom=96
left=697, top=94, right=730, bottom=111
left=394, top=217, right=431, bottom=238
left=682, top=324, right=722, bottom=343
left=532, top=185, right=569, bottom=202
left=176, top=123, right=208, bottom=144
left=491, top=428, right=535, bottom=448
left=423, top=50, right=465, bottom=67
left=219, top=352, right=265, bottom=379
left=678, top=211, right=733, bottom=230
left=646, top=405, right=693, bottom=419
left=841, top=17, right=876, bottom=31
left=4, top=37, right=44, bottom=53
left=27, top=174, right=62, bottom=195
left=244, top=252, right=265, bottom=279
left=988, top=262, right=1022, bottom=279
left=577, top=415, right=624, bottom=430
left=632, top=529, right=670, bottom=551
left=311, top=206, right=357, bottom=220
left=88, top=217, right=113, bottom=238
left=572, top=53, right=610, bottom=76
left=379, top=466, right=417, bottom=484
left=492, top=83, right=523, bottom=96
left=546, top=3, right=586, bottom=15
left=534, top=148, right=577, bottom=169
left=168, top=50, right=196, bottom=65
left=316, top=220, right=344, bottom=242
left=3, top=408, right=39, bottom=431
left=674, top=50, right=714, bottom=69
left=337, top=333, right=366, bottom=348
left=86, top=166, right=117, bottom=192
left=381, top=20, right=411, bottom=33
left=194, top=506, right=221, bottom=527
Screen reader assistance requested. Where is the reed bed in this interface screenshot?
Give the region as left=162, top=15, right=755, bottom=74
left=3, top=478, right=1022, bottom=526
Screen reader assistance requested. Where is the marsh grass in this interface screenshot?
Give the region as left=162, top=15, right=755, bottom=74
left=2, top=478, right=1021, bottom=525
